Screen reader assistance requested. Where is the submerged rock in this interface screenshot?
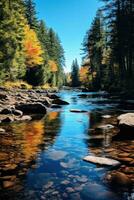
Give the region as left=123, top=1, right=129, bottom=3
left=106, top=171, right=132, bottom=187
left=83, top=156, right=120, bottom=166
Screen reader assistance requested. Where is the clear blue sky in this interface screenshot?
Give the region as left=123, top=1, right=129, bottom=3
left=35, top=0, right=101, bottom=72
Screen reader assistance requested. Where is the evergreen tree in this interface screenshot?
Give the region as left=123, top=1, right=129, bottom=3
left=71, top=59, right=80, bottom=87
left=0, top=0, right=26, bottom=81
left=24, top=0, right=38, bottom=30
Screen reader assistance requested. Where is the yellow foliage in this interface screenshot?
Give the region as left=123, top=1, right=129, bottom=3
left=79, top=66, right=89, bottom=84
left=24, top=25, right=43, bottom=67
left=2, top=81, right=32, bottom=89
left=48, top=60, right=58, bottom=72
left=12, top=121, right=44, bottom=160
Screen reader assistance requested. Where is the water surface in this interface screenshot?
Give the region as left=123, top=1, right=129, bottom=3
left=0, top=91, right=133, bottom=200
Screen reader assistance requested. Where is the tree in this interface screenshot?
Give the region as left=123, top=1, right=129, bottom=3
left=24, top=0, right=38, bottom=30
left=79, top=66, right=89, bottom=86
left=71, top=59, right=80, bottom=87
left=0, top=0, right=27, bottom=81
left=24, top=25, right=43, bottom=67
left=82, top=10, right=106, bottom=90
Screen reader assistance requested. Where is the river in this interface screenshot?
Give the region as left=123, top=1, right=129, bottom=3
left=0, top=90, right=133, bottom=200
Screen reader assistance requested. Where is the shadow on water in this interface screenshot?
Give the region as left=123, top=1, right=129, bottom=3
left=0, top=91, right=133, bottom=200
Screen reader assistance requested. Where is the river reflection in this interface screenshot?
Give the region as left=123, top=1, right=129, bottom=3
left=0, top=112, right=61, bottom=196
left=0, top=91, right=133, bottom=200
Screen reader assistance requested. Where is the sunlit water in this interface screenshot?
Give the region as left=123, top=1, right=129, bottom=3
left=0, top=91, right=133, bottom=200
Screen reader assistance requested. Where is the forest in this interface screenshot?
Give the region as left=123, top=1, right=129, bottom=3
left=0, top=0, right=65, bottom=88
left=70, top=0, right=134, bottom=95
left=0, top=0, right=134, bottom=93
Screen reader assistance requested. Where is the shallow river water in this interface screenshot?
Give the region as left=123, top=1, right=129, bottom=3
left=0, top=91, right=133, bottom=200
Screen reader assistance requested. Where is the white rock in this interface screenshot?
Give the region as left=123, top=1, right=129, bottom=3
left=0, top=128, right=5, bottom=133
left=83, top=156, right=120, bottom=166
left=118, top=113, right=134, bottom=127
left=102, top=115, right=111, bottom=119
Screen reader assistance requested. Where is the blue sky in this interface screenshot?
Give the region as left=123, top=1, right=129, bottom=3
left=35, top=0, right=101, bottom=72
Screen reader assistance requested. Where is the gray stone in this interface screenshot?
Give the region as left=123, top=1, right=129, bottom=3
left=83, top=155, right=120, bottom=166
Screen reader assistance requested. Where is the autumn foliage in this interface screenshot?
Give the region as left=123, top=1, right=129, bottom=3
left=24, top=25, right=43, bottom=67
left=48, top=60, right=58, bottom=73
left=79, top=66, right=89, bottom=85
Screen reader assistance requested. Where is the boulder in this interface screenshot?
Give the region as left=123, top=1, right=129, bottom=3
left=106, top=172, right=132, bottom=187
left=15, top=103, right=47, bottom=114
left=83, top=155, right=120, bottom=166
left=1, top=116, right=14, bottom=123
left=118, top=113, right=134, bottom=128
left=52, top=99, right=69, bottom=105
left=115, top=113, right=134, bottom=139
left=0, top=108, right=12, bottom=114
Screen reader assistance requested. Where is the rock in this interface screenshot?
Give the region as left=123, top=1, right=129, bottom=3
left=0, top=128, right=5, bottom=133
left=61, top=180, right=70, bottom=185
left=47, top=94, right=60, bottom=99
left=12, top=109, right=23, bottom=116
left=116, top=157, right=133, bottom=164
left=15, top=103, right=47, bottom=114
left=47, top=150, right=67, bottom=160
left=115, top=113, right=134, bottom=139
left=0, top=108, right=12, bottom=114
left=3, top=181, right=15, bottom=188
left=83, top=155, right=120, bottom=166
left=118, top=113, right=134, bottom=127
left=20, top=115, right=32, bottom=121
left=106, top=172, right=132, bottom=187
left=40, top=97, right=52, bottom=106
left=66, top=187, right=75, bottom=193
left=0, top=93, right=7, bottom=99
left=0, top=152, right=8, bottom=161
left=70, top=109, right=87, bottom=113
left=102, top=115, right=112, bottom=119
left=52, top=99, right=69, bottom=105
left=1, top=116, right=14, bottom=123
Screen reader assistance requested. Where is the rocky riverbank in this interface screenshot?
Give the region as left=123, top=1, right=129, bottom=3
left=0, top=88, right=69, bottom=123
left=87, top=110, right=134, bottom=189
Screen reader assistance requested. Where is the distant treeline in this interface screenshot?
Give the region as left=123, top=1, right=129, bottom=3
left=0, top=0, right=65, bottom=87
left=82, top=0, right=134, bottom=93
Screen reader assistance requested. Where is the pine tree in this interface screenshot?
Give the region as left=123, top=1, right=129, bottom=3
left=0, top=0, right=26, bottom=81
left=71, top=59, right=80, bottom=87
left=24, top=0, right=38, bottom=30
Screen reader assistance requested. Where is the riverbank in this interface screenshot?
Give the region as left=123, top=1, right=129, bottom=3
left=0, top=88, right=69, bottom=124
